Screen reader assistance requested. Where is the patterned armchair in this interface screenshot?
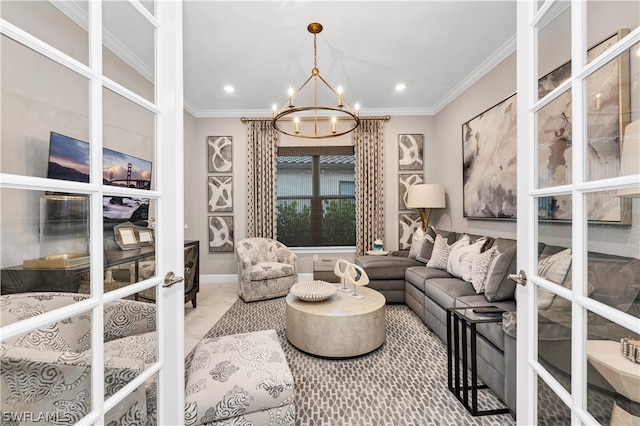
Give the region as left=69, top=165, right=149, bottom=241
left=1, top=292, right=157, bottom=425
left=235, top=238, right=298, bottom=302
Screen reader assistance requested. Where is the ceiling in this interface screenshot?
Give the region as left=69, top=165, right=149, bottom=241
left=182, top=1, right=517, bottom=118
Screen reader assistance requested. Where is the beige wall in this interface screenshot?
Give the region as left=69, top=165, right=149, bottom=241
left=184, top=115, right=435, bottom=276
left=431, top=53, right=518, bottom=239
left=1, top=3, right=154, bottom=268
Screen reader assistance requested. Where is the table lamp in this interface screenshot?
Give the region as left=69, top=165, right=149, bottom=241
left=406, top=184, right=446, bottom=231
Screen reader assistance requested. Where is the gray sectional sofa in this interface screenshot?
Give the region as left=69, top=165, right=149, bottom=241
left=357, top=228, right=519, bottom=412
left=356, top=227, right=640, bottom=416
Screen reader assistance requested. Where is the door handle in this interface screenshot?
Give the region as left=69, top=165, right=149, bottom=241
left=163, top=271, right=184, bottom=287
left=508, top=270, right=527, bottom=286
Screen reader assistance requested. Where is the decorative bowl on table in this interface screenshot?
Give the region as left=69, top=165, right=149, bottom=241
left=290, top=280, right=336, bottom=302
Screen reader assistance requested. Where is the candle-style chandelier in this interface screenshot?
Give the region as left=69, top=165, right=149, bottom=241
left=271, top=22, right=360, bottom=139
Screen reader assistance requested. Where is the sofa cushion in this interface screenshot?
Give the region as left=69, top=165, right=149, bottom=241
left=356, top=256, right=422, bottom=280
left=405, top=266, right=453, bottom=292
left=424, top=278, right=477, bottom=310
left=484, top=238, right=517, bottom=302
left=250, top=262, right=295, bottom=281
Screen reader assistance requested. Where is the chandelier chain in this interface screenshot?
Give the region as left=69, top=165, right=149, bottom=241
left=313, top=33, right=317, bottom=69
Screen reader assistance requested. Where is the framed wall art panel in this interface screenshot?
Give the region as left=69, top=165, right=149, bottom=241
left=207, top=136, right=233, bottom=173
left=462, top=93, right=517, bottom=219
left=398, top=212, right=421, bottom=250
left=208, top=216, right=234, bottom=252
left=398, top=173, right=423, bottom=211
left=208, top=176, right=233, bottom=213
left=398, top=134, right=424, bottom=171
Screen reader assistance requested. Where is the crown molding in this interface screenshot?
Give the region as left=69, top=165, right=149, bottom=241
left=185, top=35, right=516, bottom=119
left=190, top=107, right=436, bottom=119
left=52, top=2, right=154, bottom=82
left=431, top=34, right=517, bottom=114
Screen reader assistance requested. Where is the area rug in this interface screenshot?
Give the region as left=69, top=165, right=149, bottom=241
left=189, top=297, right=515, bottom=426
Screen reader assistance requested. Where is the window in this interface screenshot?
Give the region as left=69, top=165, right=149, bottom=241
left=276, top=146, right=356, bottom=247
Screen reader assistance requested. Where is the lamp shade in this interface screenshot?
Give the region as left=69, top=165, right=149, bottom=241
left=406, top=184, right=446, bottom=209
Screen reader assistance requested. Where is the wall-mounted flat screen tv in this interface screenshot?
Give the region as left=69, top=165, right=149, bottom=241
left=47, top=132, right=90, bottom=183
left=103, top=147, right=152, bottom=190
left=46, top=131, right=151, bottom=222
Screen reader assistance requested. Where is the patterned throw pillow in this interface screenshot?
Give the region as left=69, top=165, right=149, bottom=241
left=426, top=234, right=455, bottom=270
left=537, top=248, right=572, bottom=309
left=471, top=246, right=499, bottom=293
left=408, top=228, right=426, bottom=259
left=447, top=236, right=491, bottom=282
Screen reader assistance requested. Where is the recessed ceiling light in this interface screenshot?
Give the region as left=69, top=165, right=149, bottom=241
left=395, top=83, right=406, bottom=92
left=223, top=85, right=235, bottom=93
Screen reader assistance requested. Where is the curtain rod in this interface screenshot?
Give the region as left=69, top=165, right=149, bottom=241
left=240, top=115, right=390, bottom=122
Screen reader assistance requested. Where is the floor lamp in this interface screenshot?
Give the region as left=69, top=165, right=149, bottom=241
left=406, top=184, right=446, bottom=231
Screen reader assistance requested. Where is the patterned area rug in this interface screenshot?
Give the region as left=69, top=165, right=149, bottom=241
left=191, top=297, right=515, bottom=426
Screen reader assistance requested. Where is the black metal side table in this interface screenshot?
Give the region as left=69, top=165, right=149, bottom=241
left=446, top=307, right=510, bottom=416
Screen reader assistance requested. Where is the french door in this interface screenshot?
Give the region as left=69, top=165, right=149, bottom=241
left=0, top=1, right=184, bottom=424
left=516, top=1, right=639, bottom=425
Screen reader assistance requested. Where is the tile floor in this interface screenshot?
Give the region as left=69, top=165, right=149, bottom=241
left=184, top=282, right=238, bottom=353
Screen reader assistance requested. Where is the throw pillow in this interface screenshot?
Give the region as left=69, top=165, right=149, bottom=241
left=471, top=246, right=499, bottom=293
left=484, top=240, right=518, bottom=302
left=537, top=248, right=572, bottom=310
left=408, top=228, right=426, bottom=259
left=547, top=268, right=595, bottom=311
left=415, top=226, right=437, bottom=263
left=447, top=235, right=488, bottom=282
left=426, top=234, right=455, bottom=270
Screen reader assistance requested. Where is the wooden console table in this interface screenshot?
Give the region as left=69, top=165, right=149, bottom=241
left=1, top=241, right=199, bottom=305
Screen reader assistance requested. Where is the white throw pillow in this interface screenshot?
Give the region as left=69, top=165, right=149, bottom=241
left=471, top=246, right=499, bottom=293
left=537, top=248, right=572, bottom=309
left=426, top=234, right=455, bottom=270
left=408, top=228, right=426, bottom=259
left=447, top=235, right=486, bottom=281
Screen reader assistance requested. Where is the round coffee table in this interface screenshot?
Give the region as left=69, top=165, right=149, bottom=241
left=285, top=285, right=386, bottom=358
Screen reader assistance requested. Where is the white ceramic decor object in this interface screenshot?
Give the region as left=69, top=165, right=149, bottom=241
left=345, top=263, right=369, bottom=299
left=290, top=280, right=337, bottom=302
left=334, top=259, right=351, bottom=292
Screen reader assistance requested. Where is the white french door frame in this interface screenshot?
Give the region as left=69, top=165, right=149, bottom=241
left=516, top=1, right=640, bottom=425
left=0, top=1, right=185, bottom=423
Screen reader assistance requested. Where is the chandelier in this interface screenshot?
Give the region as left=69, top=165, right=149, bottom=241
left=271, top=23, right=360, bottom=139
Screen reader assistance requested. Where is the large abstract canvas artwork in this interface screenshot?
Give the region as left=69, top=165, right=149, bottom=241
left=462, top=93, right=517, bottom=219
left=209, top=216, right=234, bottom=252
left=207, top=136, right=233, bottom=173
left=537, top=30, right=631, bottom=223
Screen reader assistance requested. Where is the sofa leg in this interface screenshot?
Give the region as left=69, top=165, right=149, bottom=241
left=191, top=296, right=197, bottom=308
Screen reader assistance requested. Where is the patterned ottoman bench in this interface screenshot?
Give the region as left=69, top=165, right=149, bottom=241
left=184, top=329, right=296, bottom=425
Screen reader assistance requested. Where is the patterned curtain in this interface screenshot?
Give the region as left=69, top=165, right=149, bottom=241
left=246, top=120, right=278, bottom=239
left=354, top=119, right=385, bottom=256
